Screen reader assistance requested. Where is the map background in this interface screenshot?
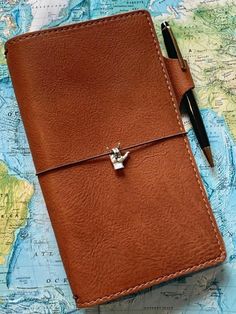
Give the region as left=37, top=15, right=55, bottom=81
left=0, top=0, right=235, bottom=313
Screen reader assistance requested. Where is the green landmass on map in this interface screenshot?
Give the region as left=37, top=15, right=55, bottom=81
left=0, top=161, right=33, bottom=265
left=154, top=3, right=236, bottom=139
left=0, top=6, right=16, bottom=66
left=0, top=45, right=5, bottom=66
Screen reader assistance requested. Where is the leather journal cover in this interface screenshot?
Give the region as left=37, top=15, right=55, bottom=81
left=5, top=10, right=226, bottom=308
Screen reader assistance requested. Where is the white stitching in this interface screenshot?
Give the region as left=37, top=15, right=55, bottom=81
left=79, top=255, right=224, bottom=307
left=5, top=11, right=145, bottom=47
left=144, top=13, right=224, bottom=256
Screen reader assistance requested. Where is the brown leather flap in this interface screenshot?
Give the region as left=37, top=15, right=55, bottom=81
left=163, top=57, right=194, bottom=105
left=5, top=11, right=185, bottom=174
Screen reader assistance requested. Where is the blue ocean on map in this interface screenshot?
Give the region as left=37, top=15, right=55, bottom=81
left=45, top=0, right=182, bottom=28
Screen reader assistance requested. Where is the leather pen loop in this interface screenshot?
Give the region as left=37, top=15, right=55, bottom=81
left=36, top=131, right=187, bottom=176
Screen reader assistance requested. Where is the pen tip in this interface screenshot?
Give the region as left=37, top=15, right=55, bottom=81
left=203, top=146, right=214, bottom=168
left=161, top=21, right=169, bottom=30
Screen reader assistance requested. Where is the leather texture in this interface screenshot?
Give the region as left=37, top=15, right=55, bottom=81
left=5, top=10, right=226, bottom=308
left=163, top=57, right=194, bottom=104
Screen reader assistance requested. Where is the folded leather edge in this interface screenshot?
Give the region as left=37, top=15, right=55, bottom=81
left=5, top=9, right=226, bottom=308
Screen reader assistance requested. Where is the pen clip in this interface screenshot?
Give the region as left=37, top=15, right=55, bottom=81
left=167, top=25, right=187, bottom=71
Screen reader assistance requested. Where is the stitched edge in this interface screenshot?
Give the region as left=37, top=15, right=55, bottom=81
left=144, top=13, right=224, bottom=253
left=5, top=11, right=146, bottom=48
left=78, top=255, right=224, bottom=307
left=6, top=9, right=226, bottom=307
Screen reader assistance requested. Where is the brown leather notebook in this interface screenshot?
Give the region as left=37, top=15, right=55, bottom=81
left=5, top=10, right=226, bottom=308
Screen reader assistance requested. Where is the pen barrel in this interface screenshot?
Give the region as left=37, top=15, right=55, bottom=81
left=161, top=22, right=211, bottom=151
left=182, top=90, right=210, bottom=149
left=162, top=26, right=178, bottom=59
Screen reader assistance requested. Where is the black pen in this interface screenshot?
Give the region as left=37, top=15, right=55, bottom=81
left=161, top=21, right=214, bottom=167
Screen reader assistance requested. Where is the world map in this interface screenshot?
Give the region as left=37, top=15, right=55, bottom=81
left=0, top=0, right=235, bottom=313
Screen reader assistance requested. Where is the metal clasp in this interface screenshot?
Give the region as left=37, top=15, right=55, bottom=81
left=109, top=144, right=129, bottom=170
